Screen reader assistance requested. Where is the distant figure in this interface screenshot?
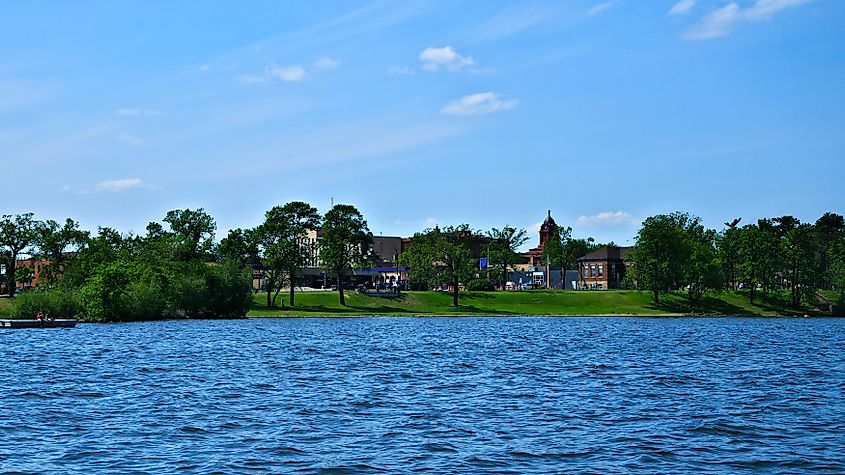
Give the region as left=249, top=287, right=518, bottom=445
left=45, top=312, right=54, bottom=323
left=35, top=311, right=43, bottom=322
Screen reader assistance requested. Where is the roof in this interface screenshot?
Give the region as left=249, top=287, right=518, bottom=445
left=540, top=210, right=557, bottom=232
left=577, top=246, right=635, bottom=261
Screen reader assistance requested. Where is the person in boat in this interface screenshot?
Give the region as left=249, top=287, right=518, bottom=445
left=35, top=311, right=43, bottom=322
left=45, top=312, right=54, bottom=322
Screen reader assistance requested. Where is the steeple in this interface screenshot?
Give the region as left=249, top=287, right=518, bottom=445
left=539, top=210, right=557, bottom=247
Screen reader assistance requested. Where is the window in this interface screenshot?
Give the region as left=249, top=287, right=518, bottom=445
left=584, top=263, right=589, bottom=277
left=590, top=265, right=595, bottom=278
left=598, top=264, right=603, bottom=278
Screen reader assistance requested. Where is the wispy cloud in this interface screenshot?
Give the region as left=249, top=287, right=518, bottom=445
left=467, top=4, right=563, bottom=42
left=577, top=211, right=636, bottom=226
left=314, top=57, right=342, bottom=70
left=116, top=108, right=160, bottom=116
left=420, top=46, right=475, bottom=72
left=267, top=64, right=306, bottom=82
left=94, top=178, right=146, bottom=193
left=683, top=0, right=811, bottom=40
left=441, top=92, right=518, bottom=116
left=586, top=1, right=617, bottom=16
left=198, top=64, right=210, bottom=73
left=668, top=0, right=696, bottom=16
left=388, top=65, right=416, bottom=76
left=118, top=133, right=142, bottom=145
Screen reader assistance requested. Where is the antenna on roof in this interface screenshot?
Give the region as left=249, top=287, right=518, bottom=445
left=548, top=209, right=551, bottom=218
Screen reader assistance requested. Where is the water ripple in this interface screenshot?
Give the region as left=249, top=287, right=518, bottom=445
left=1, top=317, right=844, bottom=473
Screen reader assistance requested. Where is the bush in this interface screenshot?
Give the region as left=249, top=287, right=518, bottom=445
left=13, top=288, right=81, bottom=320
left=466, top=278, right=495, bottom=291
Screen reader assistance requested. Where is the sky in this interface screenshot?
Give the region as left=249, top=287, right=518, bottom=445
left=2, top=0, right=843, bottom=248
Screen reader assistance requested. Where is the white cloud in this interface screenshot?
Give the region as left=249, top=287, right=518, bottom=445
left=234, top=74, right=267, bottom=84
left=94, top=178, right=145, bottom=193
left=388, top=65, right=416, bottom=76
left=118, top=133, right=142, bottom=145
left=668, top=0, right=696, bottom=15
left=683, top=0, right=811, bottom=40
left=198, top=64, right=210, bottom=73
left=117, top=108, right=160, bottom=116
left=577, top=211, right=636, bottom=226
left=266, top=64, right=306, bottom=82
left=59, top=185, right=72, bottom=193
left=314, top=57, right=342, bottom=70
left=441, top=92, right=518, bottom=116
left=419, top=46, right=475, bottom=72
left=586, top=1, right=617, bottom=16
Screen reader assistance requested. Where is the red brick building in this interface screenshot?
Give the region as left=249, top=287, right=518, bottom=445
left=577, top=246, right=634, bottom=290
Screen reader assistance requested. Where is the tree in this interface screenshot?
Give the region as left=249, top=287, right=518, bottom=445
left=719, top=218, right=742, bottom=290
left=0, top=213, right=44, bottom=296
left=36, top=218, right=89, bottom=285
left=683, top=223, right=722, bottom=306
left=735, top=224, right=769, bottom=305
left=400, top=225, right=476, bottom=307
left=217, top=228, right=259, bottom=269
left=781, top=223, right=818, bottom=308
left=815, top=212, right=845, bottom=290
left=630, top=213, right=691, bottom=304
left=254, top=202, right=320, bottom=307
left=163, top=208, right=216, bottom=262
left=320, top=204, right=373, bottom=306
left=487, top=226, right=529, bottom=290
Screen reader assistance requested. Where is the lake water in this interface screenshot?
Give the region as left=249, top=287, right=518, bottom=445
left=1, top=317, right=844, bottom=474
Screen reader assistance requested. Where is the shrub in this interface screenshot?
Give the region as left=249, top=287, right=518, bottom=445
left=12, top=288, right=81, bottom=320
left=466, top=278, right=495, bottom=291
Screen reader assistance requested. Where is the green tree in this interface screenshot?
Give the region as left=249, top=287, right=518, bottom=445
left=400, top=225, right=476, bottom=307
left=630, top=212, right=691, bottom=304
left=320, top=204, right=373, bottom=306
left=217, top=228, right=259, bottom=269
left=0, top=213, right=44, bottom=296
left=487, top=225, right=529, bottom=290
left=163, top=208, right=216, bottom=262
left=781, top=223, right=818, bottom=308
left=684, top=224, right=722, bottom=306
left=814, top=212, right=845, bottom=290
left=36, top=218, right=90, bottom=285
left=718, top=218, right=742, bottom=290
left=254, top=202, right=320, bottom=307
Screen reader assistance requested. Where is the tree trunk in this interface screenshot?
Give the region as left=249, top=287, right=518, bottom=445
left=266, top=286, right=271, bottom=308
left=289, top=279, right=295, bottom=307
left=338, top=275, right=345, bottom=306
left=452, top=276, right=459, bottom=307
left=7, top=250, right=17, bottom=297
left=749, top=285, right=755, bottom=305
left=502, top=267, right=507, bottom=292
left=561, top=268, right=566, bottom=290
left=653, top=288, right=659, bottom=304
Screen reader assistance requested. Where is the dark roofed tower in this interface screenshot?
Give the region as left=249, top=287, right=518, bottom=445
left=539, top=210, right=557, bottom=247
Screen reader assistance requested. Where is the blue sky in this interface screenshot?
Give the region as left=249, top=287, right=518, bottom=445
left=2, top=0, right=843, bottom=247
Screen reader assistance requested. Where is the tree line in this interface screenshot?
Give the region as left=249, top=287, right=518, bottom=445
left=0, top=202, right=373, bottom=321
left=629, top=212, right=845, bottom=310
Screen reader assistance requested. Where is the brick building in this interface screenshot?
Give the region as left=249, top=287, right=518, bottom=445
left=577, top=246, right=634, bottom=290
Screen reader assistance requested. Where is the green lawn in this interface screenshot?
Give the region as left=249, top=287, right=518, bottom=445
left=247, top=289, right=827, bottom=317
left=0, top=297, right=14, bottom=317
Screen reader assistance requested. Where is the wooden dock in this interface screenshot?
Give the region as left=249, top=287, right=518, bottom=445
left=0, top=319, right=77, bottom=329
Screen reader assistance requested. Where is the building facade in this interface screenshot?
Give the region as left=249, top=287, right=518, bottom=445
left=576, top=246, right=634, bottom=290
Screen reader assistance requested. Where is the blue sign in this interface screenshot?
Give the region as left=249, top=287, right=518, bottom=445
left=479, top=258, right=488, bottom=269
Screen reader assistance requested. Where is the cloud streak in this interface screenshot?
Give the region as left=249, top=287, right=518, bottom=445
left=93, top=178, right=146, bottom=193
left=577, top=211, right=636, bottom=226
left=441, top=92, right=518, bottom=116
left=668, top=0, right=696, bottom=16
left=683, top=0, right=811, bottom=40
left=586, top=1, right=617, bottom=16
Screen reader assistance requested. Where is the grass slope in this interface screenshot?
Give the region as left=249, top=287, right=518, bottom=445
left=0, top=298, right=14, bottom=317
left=248, top=290, right=825, bottom=317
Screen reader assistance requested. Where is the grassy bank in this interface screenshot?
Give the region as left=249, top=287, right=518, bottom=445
left=0, top=298, right=12, bottom=317
left=247, top=290, right=828, bottom=317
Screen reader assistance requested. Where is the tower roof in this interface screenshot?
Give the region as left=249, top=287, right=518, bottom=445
left=540, top=210, right=556, bottom=231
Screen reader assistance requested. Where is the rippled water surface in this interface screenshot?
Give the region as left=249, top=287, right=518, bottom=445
left=2, top=317, right=844, bottom=474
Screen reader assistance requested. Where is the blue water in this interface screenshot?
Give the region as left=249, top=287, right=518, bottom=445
left=1, top=317, right=844, bottom=474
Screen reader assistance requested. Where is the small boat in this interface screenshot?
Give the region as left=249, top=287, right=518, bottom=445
left=0, top=319, right=77, bottom=329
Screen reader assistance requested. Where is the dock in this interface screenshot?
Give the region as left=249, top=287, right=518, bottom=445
left=0, top=319, right=77, bottom=329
